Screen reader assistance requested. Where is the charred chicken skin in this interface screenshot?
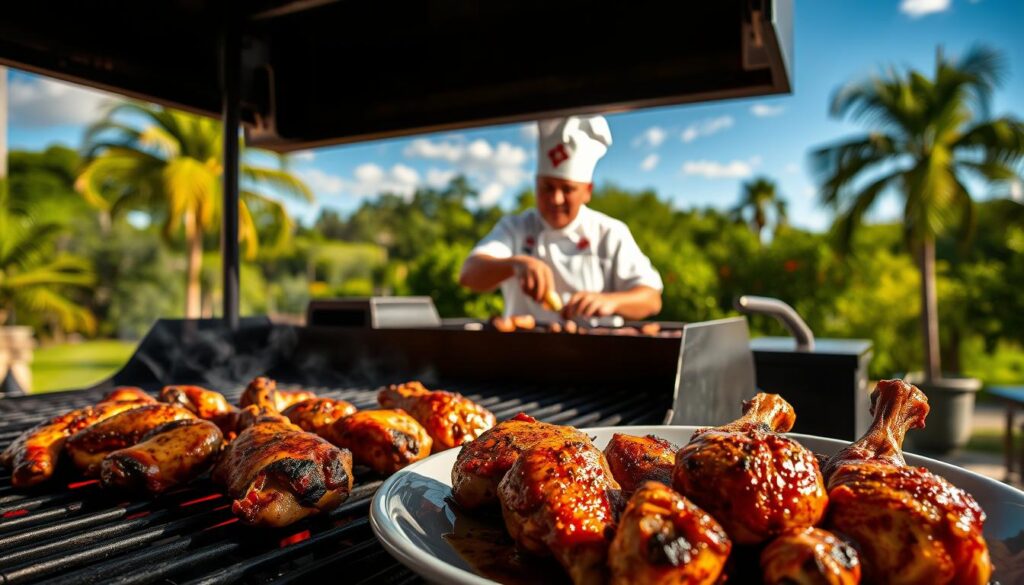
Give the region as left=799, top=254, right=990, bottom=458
left=377, top=381, right=496, bottom=451
left=65, top=403, right=196, bottom=477
left=329, top=409, right=432, bottom=475
left=238, top=376, right=316, bottom=413
left=451, top=413, right=582, bottom=510
left=498, top=433, right=621, bottom=585
left=159, top=385, right=238, bottom=433
left=672, top=393, right=828, bottom=545
left=212, top=412, right=353, bottom=527
left=823, top=379, right=991, bottom=585
left=0, top=397, right=151, bottom=487
left=282, top=398, right=357, bottom=438
left=760, top=527, right=861, bottom=585
left=604, top=433, right=678, bottom=495
left=101, top=418, right=223, bottom=494
left=608, top=481, right=731, bottom=585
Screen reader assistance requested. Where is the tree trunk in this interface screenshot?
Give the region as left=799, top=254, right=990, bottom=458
left=184, top=210, right=203, bottom=319
left=918, top=237, right=941, bottom=383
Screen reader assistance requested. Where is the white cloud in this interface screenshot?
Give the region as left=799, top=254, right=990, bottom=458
left=298, top=168, right=345, bottom=196
left=681, top=116, right=734, bottom=143
left=632, top=126, right=667, bottom=149
left=426, top=168, right=457, bottom=189
left=290, top=150, right=316, bottom=162
left=520, top=123, right=539, bottom=140
left=641, top=154, right=660, bottom=172
left=785, top=163, right=800, bottom=174
left=750, top=103, right=785, bottom=117
left=681, top=156, right=761, bottom=179
left=480, top=183, right=504, bottom=206
left=900, top=0, right=950, bottom=18
left=8, top=76, right=118, bottom=127
left=300, top=164, right=421, bottom=200
left=404, top=137, right=530, bottom=204
left=802, top=186, right=816, bottom=198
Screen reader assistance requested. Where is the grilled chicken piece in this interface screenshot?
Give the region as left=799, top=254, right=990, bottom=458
left=609, top=481, right=731, bottom=585
left=212, top=415, right=353, bottom=527
left=329, top=409, right=432, bottom=475
left=102, top=387, right=157, bottom=403
left=498, top=432, right=621, bottom=585
left=160, top=384, right=239, bottom=437
left=604, top=433, right=677, bottom=495
left=824, top=379, right=991, bottom=585
left=672, top=393, right=827, bottom=545
left=760, top=527, right=861, bottom=585
left=283, top=398, right=357, bottom=438
left=451, top=413, right=580, bottom=510
left=0, top=399, right=150, bottom=487
left=65, top=403, right=195, bottom=477
left=239, top=376, right=316, bottom=413
left=101, top=418, right=223, bottom=494
left=377, top=381, right=496, bottom=452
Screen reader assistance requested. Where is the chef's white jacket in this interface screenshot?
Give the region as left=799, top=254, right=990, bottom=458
left=469, top=205, right=664, bottom=319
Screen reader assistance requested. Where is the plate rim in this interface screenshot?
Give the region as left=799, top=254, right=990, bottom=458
left=370, top=424, right=1024, bottom=585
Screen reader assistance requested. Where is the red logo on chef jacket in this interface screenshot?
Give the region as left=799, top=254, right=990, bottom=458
left=547, top=144, right=570, bottom=167
left=577, top=237, right=590, bottom=251
left=522, top=235, right=536, bottom=255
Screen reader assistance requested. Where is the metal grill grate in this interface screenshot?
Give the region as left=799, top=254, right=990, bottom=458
left=0, top=381, right=664, bottom=584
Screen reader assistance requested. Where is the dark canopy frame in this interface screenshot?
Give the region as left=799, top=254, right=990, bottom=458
left=0, top=0, right=793, bottom=328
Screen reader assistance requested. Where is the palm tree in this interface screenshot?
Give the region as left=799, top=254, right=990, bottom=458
left=77, top=103, right=313, bottom=318
left=813, top=46, right=1024, bottom=383
left=731, top=176, right=788, bottom=243
left=0, top=181, right=96, bottom=334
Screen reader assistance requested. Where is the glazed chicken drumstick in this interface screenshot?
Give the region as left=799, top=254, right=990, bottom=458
left=451, top=413, right=582, bottom=510
left=672, top=392, right=827, bottom=545
left=760, top=527, right=861, bottom=585
left=498, top=431, right=621, bottom=585
left=101, top=418, right=223, bottom=494
left=823, top=379, right=991, bottom=585
left=329, top=409, right=432, bottom=475
left=159, top=385, right=238, bottom=435
left=603, top=433, right=677, bottom=495
left=0, top=388, right=154, bottom=487
left=378, top=381, right=496, bottom=451
left=212, top=411, right=353, bottom=527
left=65, top=403, right=196, bottom=477
left=282, top=398, right=357, bottom=438
left=608, top=481, right=731, bottom=585
left=239, top=376, right=317, bottom=413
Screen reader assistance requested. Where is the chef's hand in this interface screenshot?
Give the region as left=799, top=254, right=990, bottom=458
left=513, top=256, right=555, bottom=304
left=563, top=291, right=619, bottom=318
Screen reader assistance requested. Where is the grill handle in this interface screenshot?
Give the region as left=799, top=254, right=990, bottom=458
left=734, top=295, right=815, bottom=351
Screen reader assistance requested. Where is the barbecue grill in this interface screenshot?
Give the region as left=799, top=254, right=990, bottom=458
left=0, top=310, right=871, bottom=584
left=0, top=0, right=810, bottom=581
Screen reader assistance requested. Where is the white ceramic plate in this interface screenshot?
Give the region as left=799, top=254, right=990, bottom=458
left=370, top=426, right=1024, bottom=585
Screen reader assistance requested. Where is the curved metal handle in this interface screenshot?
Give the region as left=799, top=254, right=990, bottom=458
left=734, top=295, right=815, bottom=351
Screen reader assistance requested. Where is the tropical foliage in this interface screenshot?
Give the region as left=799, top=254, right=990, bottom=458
left=77, top=104, right=313, bottom=318
left=813, top=46, right=1024, bottom=382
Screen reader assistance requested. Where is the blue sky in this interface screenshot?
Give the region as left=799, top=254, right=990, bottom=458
left=6, top=0, right=1023, bottom=231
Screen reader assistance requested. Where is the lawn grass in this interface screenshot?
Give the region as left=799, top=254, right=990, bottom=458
left=29, top=340, right=138, bottom=394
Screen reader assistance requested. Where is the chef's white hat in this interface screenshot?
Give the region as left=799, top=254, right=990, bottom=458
left=536, top=115, right=613, bottom=184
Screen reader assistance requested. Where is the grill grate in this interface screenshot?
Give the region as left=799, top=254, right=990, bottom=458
left=0, top=381, right=664, bottom=584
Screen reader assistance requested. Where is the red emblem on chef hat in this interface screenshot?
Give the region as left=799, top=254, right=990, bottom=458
left=577, top=237, right=590, bottom=251
left=525, top=236, right=536, bottom=246
left=547, top=144, right=570, bottom=168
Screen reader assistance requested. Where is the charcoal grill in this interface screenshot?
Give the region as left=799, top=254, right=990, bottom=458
left=0, top=318, right=678, bottom=584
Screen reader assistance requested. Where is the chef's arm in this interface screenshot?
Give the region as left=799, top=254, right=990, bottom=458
left=459, top=255, right=553, bottom=303
left=610, top=285, right=663, bottom=320
left=564, top=285, right=662, bottom=320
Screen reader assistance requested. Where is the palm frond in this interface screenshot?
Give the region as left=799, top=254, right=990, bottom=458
left=12, top=286, right=96, bottom=335
left=243, top=166, right=314, bottom=203
left=953, top=117, right=1024, bottom=164
left=812, top=133, right=901, bottom=208
left=830, top=170, right=902, bottom=253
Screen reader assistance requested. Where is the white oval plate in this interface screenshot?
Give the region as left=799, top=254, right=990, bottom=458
left=370, top=426, right=1024, bottom=585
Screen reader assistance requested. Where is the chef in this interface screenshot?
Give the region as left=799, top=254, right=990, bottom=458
left=459, top=115, right=663, bottom=320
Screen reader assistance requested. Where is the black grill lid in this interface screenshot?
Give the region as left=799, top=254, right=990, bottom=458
left=0, top=0, right=792, bottom=152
